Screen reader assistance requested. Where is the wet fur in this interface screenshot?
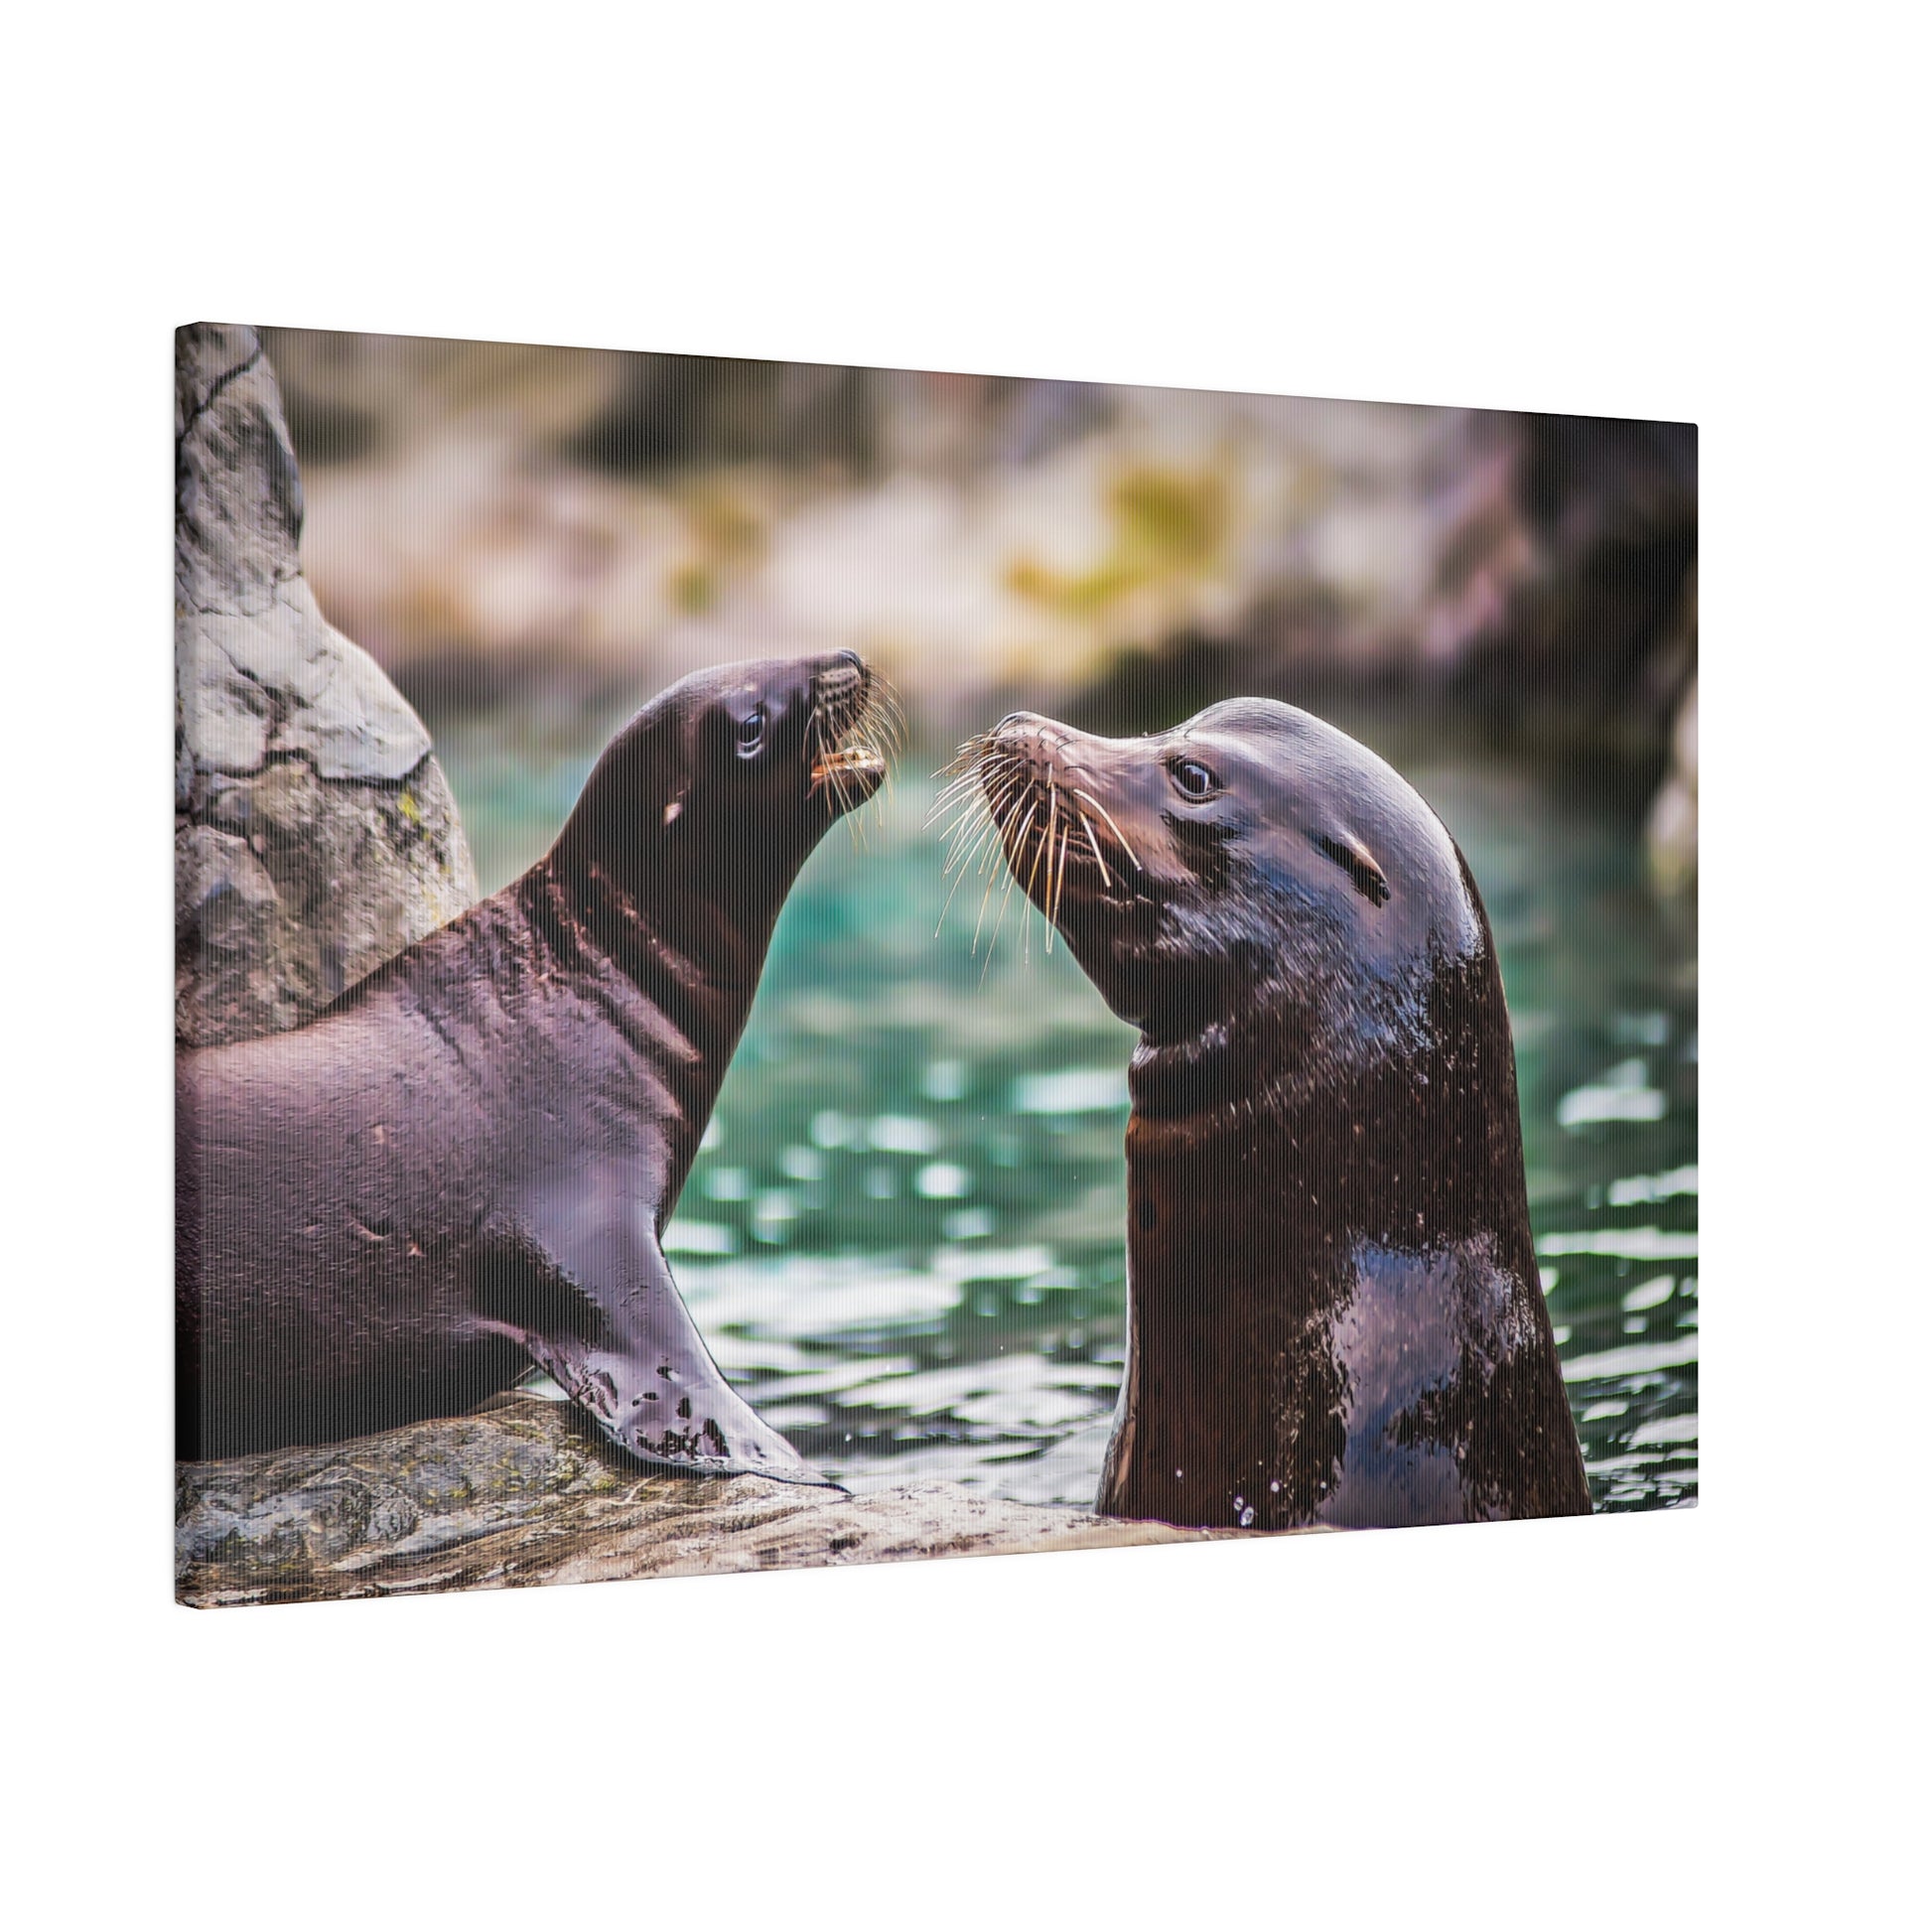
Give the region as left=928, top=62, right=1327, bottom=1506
left=951, top=699, right=1591, bottom=1529
left=178, top=653, right=897, bottom=1476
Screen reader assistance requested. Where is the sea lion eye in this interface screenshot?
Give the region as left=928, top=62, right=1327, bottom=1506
left=1170, top=758, right=1219, bottom=801
left=735, top=706, right=767, bottom=758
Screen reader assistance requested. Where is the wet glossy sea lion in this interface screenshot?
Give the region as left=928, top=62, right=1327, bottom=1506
left=942, top=700, right=1591, bottom=1529
left=177, top=651, right=896, bottom=1478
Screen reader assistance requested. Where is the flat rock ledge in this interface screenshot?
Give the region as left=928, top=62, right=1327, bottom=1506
left=176, top=1400, right=1231, bottom=1607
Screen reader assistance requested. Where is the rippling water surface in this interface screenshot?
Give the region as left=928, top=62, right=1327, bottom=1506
left=437, top=703, right=1698, bottom=1517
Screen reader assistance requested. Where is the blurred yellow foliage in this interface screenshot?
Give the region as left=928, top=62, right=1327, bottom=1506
left=1008, top=465, right=1231, bottom=616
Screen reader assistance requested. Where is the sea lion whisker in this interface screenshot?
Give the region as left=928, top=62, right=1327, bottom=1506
left=950, top=780, right=1012, bottom=850
left=939, top=789, right=989, bottom=841
left=940, top=803, right=995, bottom=874
left=976, top=795, right=1035, bottom=965
left=1021, top=811, right=1053, bottom=965
left=935, top=734, right=994, bottom=783
left=956, top=747, right=1005, bottom=795
left=978, top=769, right=1028, bottom=829
left=1078, top=810, right=1114, bottom=888
left=970, top=846, right=1005, bottom=955
left=951, top=755, right=1003, bottom=801
left=977, top=774, right=1030, bottom=854
left=1006, top=797, right=1038, bottom=867
left=942, top=772, right=1022, bottom=863
left=952, top=816, right=1008, bottom=887
left=860, top=691, right=905, bottom=800
left=924, top=769, right=992, bottom=825
left=935, top=812, right=1002, bottom=932
left=981, top=857, right=1024, bottom=983
left=1072, top=788, right=1143, bottom=871
left=818, top=724, right=850, bottom=810
left=868, top=675, right=905, bottom=733
left=827, top=727, right=869, bottom=846
left=935, top=799, right=988, bottom=852
left=1044, top=823, right=1070, bottom=951
left=953, top=766, right=1017, bottom=828
left=1040, top=781, right=1061, bottom=952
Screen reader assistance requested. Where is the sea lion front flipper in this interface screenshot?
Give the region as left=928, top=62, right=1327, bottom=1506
left=510, top=1198, right=837, bottom=1489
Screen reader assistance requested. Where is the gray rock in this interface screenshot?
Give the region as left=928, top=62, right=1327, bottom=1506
left=175, top=323, right=477, bottom=1046
left=175, top=1400, right=1243, bottom=1606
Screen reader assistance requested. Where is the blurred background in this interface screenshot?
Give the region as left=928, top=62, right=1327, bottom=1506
left=266, top=328, right=1698, bottom=1513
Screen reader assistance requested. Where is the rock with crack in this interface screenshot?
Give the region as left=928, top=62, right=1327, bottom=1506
left=175, top=1399, right=1248, bottom=1606
left=175, top=322, right=478, bottom=1046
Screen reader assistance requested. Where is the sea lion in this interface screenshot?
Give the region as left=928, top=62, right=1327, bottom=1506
left=940, top=701, right=1592, bottom=1529
left=177, top=650, right=897, bottom=1479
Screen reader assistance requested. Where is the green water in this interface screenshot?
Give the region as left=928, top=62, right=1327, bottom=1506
left=433, top=702, right=1698, bottom=1515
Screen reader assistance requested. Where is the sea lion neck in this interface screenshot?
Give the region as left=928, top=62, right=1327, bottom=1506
left=1106, top=934, right=1553, bottom=1530
left=1126, top=1001, right=1311, bottom=1127
left=542, top=732, right=809, bottom=1011
left=522, top=849, right=774, bottom=1056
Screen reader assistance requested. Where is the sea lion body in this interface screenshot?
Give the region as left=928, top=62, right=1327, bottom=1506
left=178, top=651, right=893, bottom=1479
left=956, top=700, right=1590, bottom=1529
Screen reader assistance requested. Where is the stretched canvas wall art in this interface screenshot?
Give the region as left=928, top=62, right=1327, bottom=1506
left=175, top=324, right=1698, bottom=1605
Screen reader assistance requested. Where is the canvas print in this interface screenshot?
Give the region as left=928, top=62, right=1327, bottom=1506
left=175, top=325, right=1697, bottom=1605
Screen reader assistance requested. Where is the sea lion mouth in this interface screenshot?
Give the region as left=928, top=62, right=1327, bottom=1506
left=810, top=744, right=889, bottom=787
left=806, top=662, right=901, bottom=815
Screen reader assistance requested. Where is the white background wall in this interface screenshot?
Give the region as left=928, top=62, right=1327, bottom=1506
left=3, top=7, right=1921, bottom=1926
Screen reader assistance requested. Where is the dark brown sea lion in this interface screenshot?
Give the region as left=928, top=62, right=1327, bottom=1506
left=177, top=651, right=897, bottom=1479
left=942, top=700, right=1591, bottom=1529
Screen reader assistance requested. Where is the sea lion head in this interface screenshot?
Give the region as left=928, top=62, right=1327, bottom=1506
left=554, top=649, right=897, bottom=922
left=965, top=700, right=1482, bottom=1080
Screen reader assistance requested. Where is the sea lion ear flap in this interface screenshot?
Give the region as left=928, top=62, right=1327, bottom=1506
left=1313, top=829, right=1392, bottom=906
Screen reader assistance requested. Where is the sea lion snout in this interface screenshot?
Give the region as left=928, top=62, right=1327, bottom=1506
left=989, top=711, right=1082, bottom=778
left=972, top=713, right=1166, bottom=904
left=982, top=714, right=1135, bottom=826
left=812, top=649, right=866, bottom=700
left=925, top=713, right=1161, bottom=1025
left=803, top=650, right=897, bottom=806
